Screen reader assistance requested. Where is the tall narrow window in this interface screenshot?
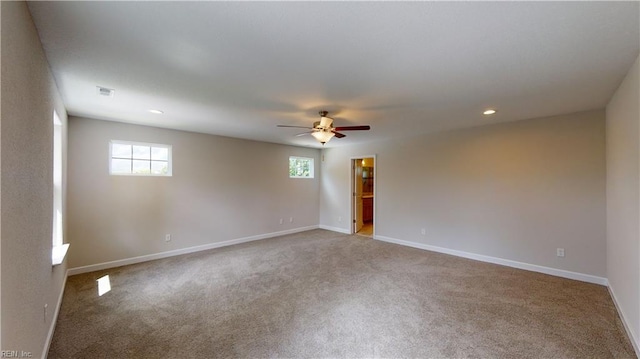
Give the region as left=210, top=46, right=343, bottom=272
left=52, top=110, right=68, bottom=265
left=52, top=111, right=62, bottom=248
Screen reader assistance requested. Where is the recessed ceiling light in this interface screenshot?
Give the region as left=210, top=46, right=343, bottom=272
left=483, top=109, right=497, bottom=115
left=148, top=109, right=164, bottom=115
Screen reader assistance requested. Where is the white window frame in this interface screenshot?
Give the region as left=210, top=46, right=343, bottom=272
left=109, top=140, right=172, bottom=176
left=52, top=110, right=69, bottom=266
left=289, top=156, right=314, bottom=178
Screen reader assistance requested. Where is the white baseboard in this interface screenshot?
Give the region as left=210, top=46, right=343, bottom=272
left=42, top=268, right=68, bottom=359
left=608, top=285, right=640, bottom=357
left=68, top=226, right=319, bottom=276
left=374, top=235, right=608, bottom=286
left=318, top=224, right=351, bottom=234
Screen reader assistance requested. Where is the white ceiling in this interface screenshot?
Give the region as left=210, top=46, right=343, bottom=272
left=28, top=1, right=639, bottom=148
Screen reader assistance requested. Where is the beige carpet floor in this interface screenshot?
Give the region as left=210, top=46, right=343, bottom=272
left=49, top=229, right=636, bottom=358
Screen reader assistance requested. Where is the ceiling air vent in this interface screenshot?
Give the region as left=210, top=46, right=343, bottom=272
left=96, top=86, right=115, bottom=98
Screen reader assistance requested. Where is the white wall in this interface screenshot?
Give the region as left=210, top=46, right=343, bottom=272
left=321, top=110, right=606, bottom=278
left=606, top=54, right=640, bottom=354
left=67, top=117, right=320, bottom=268
left=1, top=1, right=69, bottom=357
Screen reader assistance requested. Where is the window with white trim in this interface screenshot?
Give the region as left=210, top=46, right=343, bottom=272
left=289, top=156, right=314, bottom=178
left=110, top=140, right=172, bottom=176
left=52, top=110, right=69, bottom=265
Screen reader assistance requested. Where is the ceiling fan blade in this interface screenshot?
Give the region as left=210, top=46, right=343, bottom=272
left=295, top=131, right=313, bottom=137
left=333, top=131, right=346, bottom=138
left=277, top=125, right=313, bottom=129
left=334, top=125, right=370, bottom=131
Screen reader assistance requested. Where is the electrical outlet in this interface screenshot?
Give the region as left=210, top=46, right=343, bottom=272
left=44, top=304, right=48, bottom=322
left=338, top=216, right=342, bottom=222
left=279, top=218, right=284, bottom=225
left=557, top=248, right=565, bottom=257
left=289, top=217, right=293, bottom=223
left=421, top=228, right=426, bottom=235
left=165, top=234, right=171, bottom=242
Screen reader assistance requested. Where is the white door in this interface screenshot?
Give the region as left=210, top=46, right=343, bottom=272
left=353, top=159, right=364, bottom=233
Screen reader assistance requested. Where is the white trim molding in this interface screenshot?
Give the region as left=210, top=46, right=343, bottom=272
left=608, top=285, right=640, bottom=357
left=348, top=154, right=377, bottom=236
left=52, top=243, right=70, bottom=266
left=373, top=235, right=608, bottom=286
left=68, top=225, right=318, bottom=276
left=42, top=269, right=68, bottom=359
left=319, top=224, right=351, bottom=234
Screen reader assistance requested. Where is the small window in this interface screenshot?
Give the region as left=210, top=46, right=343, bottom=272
left=110, top=140, right=172, bottom=176
left=289, top=156, right=314, bottom=178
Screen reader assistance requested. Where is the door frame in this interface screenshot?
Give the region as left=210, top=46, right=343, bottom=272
left=350, top=154, right=376, bottom=236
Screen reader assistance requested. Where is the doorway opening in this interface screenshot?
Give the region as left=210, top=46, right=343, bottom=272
left=351, top=156, right=375, bottom=238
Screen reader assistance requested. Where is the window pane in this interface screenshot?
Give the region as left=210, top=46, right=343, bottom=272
left=289, top=157, right=313, bottom=178
left=289, top=159, right=296, bottom=176
left=151, top=161, right=168, bottom=175
left=132, top=145, right=151, bottom=160
left=110, top=141, right=171, bottom=176
left=111, top=159, right=132, bottom=174
left=297, top=160, right=303, bottom=175
left=151, top=147, right=168, bottom=161
left=112, top=143, right=132, bottom=158
left=132, top=160, right=151, bottom=174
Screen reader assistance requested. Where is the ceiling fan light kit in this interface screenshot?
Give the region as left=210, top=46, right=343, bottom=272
left=311, top=130, right=335, bottom=144
left=277, top=110, right=371, bottom=145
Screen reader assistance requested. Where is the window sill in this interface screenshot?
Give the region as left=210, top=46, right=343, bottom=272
left=52, top=243, right=70, bottom=266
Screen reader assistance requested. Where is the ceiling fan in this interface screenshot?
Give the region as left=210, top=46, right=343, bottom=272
left=277, top=111, right=371, bottom=145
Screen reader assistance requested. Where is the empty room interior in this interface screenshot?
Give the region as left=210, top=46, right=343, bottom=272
left=2, top=1, right=640, bottom=358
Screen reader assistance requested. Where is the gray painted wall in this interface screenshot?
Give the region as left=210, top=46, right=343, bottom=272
left=606, top=55, right=640, bottom=352
left=2, top=0, right=633, bottom=353
left=1, top=1, right=69, bottom=357
left=320, top=110, right=606, bottom=277
left=67, top=117, right=320, bottom=268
